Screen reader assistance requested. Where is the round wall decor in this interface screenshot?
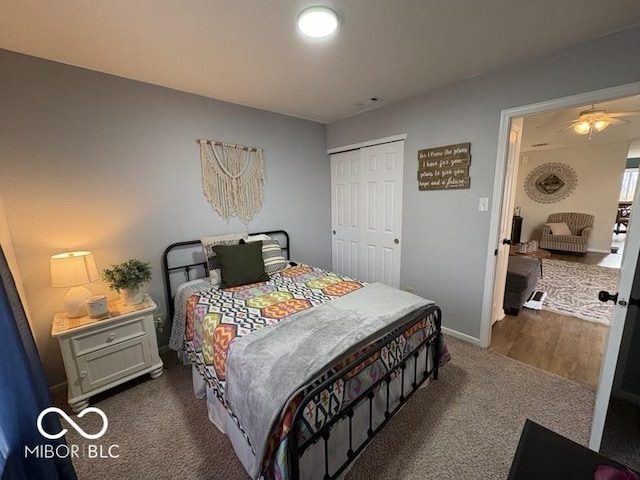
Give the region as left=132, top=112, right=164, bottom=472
left=524, top=162, right=577, bottom=203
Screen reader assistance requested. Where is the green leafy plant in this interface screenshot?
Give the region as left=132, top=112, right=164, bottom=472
left=102, top=259, right=152, bottom=291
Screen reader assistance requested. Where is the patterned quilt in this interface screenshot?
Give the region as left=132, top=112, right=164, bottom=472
left=181, top=264, right=446, bottom=479
left=184, top=265, right=364, bottom=401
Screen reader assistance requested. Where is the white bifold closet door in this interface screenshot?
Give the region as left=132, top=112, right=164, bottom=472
left=330, top=140, right=404, bottom=287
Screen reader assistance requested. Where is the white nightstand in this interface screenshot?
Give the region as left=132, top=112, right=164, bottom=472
left=51, top=295, right=164, bottom=412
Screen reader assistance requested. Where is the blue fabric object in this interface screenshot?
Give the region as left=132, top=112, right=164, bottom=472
left=0, top=246, right=76, bottom=480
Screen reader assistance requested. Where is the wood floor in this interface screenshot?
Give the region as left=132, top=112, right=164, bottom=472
left=490, top=235, right=623, bottom=386
left=491, top=309, right=608, bottom=386
left=550, top=232, right=625, bottom=268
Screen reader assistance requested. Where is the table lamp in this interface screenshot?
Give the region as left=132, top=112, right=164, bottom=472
left=50, top=251, right=99, bottom=317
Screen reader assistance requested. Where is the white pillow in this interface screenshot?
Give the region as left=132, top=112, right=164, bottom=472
left=546, top=222, right=572, bottom=236
left=247, top=234, right=272, bottom=242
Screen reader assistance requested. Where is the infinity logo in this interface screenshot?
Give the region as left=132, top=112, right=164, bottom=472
left=37, top=407, right=108, bottom=440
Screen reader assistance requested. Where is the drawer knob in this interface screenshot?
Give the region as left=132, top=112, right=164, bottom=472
left=108, top=332, right=117, bottom=340
left=79, top=371, right=87, bottom=378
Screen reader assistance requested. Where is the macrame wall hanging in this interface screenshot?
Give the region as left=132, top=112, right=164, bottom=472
left=198, top=139, right=265, bottom=224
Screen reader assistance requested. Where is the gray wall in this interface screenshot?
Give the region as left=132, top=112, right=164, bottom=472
left=327, top=26, right=640, bottom=340
left=0, top=49, right=330, bottom=386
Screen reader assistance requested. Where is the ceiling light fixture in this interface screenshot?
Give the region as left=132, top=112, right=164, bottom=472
left=297, top=6, right=339, bottom=38
left=537, top=104, right=640, bottom=140
left=573, top=110, right=610, bottom=137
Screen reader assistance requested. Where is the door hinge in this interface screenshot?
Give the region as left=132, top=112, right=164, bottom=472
left=494, top=248, right=498, bottom=256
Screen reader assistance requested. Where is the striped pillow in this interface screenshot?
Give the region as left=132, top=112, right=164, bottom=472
left=262, top=240, right=287, bottom=275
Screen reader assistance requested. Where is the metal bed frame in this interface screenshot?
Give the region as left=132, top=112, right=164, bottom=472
left=288, top=304, right=441, bottom=479
left=161, top=230, right=442, bottom=479
left=161, top=230, right=290, bottom=318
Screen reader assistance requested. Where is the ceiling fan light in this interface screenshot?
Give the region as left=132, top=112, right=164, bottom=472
left=574, top=122, right=591, bottom=135
left=594, top=119, right=609, bottom=131
left=297, top=6, right=339, bottom=38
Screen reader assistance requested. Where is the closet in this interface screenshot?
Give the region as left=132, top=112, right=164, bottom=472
left=330, top=140, right=404, bottom=287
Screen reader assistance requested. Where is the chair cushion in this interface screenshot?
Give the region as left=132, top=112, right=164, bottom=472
left=546, top=222, right=572, bottom=236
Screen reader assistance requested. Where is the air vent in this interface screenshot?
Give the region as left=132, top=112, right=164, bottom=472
left=532, top=143, right=549, bottom=147
left=355, top=96, right=384, bottom=107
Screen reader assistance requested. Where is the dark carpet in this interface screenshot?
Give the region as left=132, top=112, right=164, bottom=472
left=56, top=337, right=606, bottom=479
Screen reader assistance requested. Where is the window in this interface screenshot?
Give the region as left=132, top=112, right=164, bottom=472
left=619, top=168, right=638, bottom=202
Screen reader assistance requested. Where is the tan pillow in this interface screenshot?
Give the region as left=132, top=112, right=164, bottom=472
left=546, top=222, right=572, bottom=236
left=261, top=240, right=288, bottom=275
left=201, top=232, right=249, bottom=285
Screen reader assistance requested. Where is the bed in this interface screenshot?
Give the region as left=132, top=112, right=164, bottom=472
left=162, top=231, right=448, bottom=480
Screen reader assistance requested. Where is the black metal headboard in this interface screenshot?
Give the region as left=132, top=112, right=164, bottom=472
left=161, top=230, right=290, bottom=319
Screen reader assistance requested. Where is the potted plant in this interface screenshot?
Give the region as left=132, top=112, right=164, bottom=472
left=102, top=259, right=152, bottom=305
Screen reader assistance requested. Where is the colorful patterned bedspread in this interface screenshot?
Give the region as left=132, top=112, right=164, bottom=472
left=184, top=265, right=364, bottom=402
left=181, top=264, right=446, bottom=479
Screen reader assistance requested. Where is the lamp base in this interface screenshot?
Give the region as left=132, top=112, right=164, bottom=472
left=64, top=286, right=93, bottom=318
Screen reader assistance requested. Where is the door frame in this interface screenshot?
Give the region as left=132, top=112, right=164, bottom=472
left=327, top=134, right=407, bottom=155
left=480, top=80, right=640, bottom=349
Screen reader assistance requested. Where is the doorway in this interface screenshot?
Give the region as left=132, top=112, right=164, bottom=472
left=480, top=80, right=640, bottom=456
left=483, top=85, right=640, bottom=347
left=489, top=106, right=640, bottom=386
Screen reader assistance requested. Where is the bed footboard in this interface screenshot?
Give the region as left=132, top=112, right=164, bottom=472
left=287, top=305, right=442, bottom=479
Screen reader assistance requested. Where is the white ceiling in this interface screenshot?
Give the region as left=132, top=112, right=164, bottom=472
left=521, top=95, right=640, bottom=157
left=0, top=1, right=639, bottom=123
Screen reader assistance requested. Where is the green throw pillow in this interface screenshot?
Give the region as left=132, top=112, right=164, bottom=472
left=213, top=241, right=269, bottom=289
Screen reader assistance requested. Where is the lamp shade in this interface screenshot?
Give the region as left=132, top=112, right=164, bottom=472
left=595, top=119, right=610, bottom=131
left=574, top=122, right=591, bottom=135
left=50, top=251, right=99, bottom=288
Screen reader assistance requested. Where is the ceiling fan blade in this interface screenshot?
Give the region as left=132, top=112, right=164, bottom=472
left=607, top=110, right=640, bottom=118
left=536, top=119, right=577, bottom=128
left=559, top=123, right=579, bottom=132
left=608, top=117, right=631, bottom=125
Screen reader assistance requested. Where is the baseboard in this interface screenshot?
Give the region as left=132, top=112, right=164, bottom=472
left=588, top=248, right=612, bottom=254
left=441, top=326, right=482, bottom=346
left=159, top=345, right=171, bottom=355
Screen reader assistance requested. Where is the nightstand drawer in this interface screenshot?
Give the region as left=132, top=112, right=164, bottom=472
left=76, top=335, right=152, bottom=393
left=71, top=316, right=147, bottom=356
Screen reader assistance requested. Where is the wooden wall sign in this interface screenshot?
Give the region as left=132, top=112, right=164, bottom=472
left=417, top=142, right=471, bottom=190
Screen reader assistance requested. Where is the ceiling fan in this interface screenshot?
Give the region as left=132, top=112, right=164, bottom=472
left=538, top=105, right=640, bottom=139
